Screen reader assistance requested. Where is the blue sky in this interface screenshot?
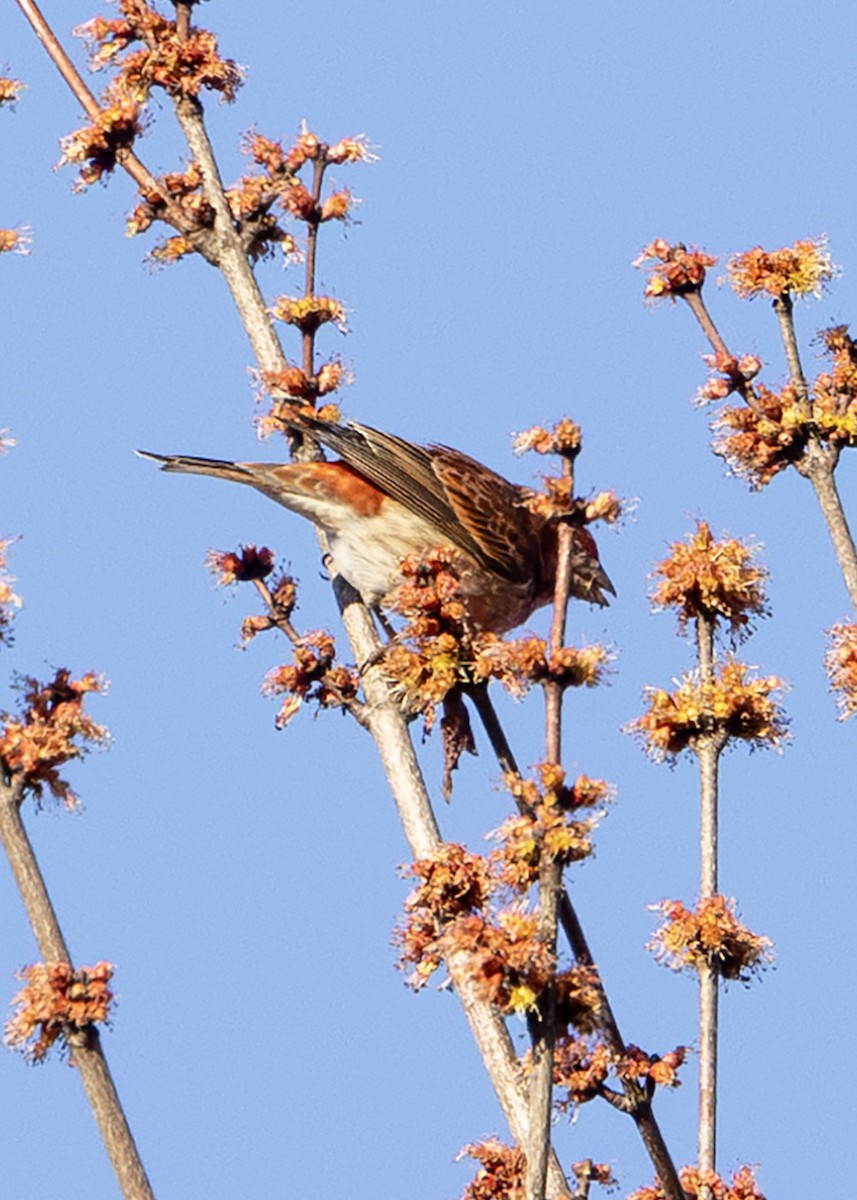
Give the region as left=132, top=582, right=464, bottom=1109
left=2, top=2, right=855, bottom=1196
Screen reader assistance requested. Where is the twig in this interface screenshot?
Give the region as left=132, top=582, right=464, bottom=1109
left=333, top=584, right=573, bottom=1200
left=680, top=289, right=770, bottom=419
left=771, top=296, right=857, bottom=609
left=250, top=577, right=370, bottom=728
left=695, top=613, right=720, bottom=1188
left=0, top=779, right=154, bottom=1200
left=467, top=672, right=684, bottom=1198
left=772, top=294, right=809, bottom=405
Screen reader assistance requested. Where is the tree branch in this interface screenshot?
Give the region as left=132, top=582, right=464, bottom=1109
left=0, top=780, right=154, bottom=1200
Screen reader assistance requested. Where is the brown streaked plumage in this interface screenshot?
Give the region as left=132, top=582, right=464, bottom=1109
left=137, top=416, right=614, bottom=632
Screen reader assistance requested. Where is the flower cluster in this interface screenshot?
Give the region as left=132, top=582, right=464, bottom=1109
left=396, top=847, right=555, bottom=1015
left=629, top=1165, right=766, bottom=1200
left=711, top=382, right=812, bottom=487
left=825, top=621, right=857, bottom=719
left=262, top=631, right=359, bottom=728
left=455, top=1139, right=526, bottom=1200
left=695, top=352, right=762, bottom=406
left=553, top=1035, right=611, bottom=1107
left=5, top=961, right=114, bottom=1062
left=705, top=319, right=857, bottom=485
left=472, top=634, right=611, bottom=698
left=633, top=238, right=717, bottom=301
left=65, top=0, right=241, bottom=188
left=206, top=544, right=299, bottom=645
left=261, top=360, right=350, bottom=405
left=270, top=294, right=348, bottom=334
left=649, top=897, right=773, bottom=982
left=205, top=544, right=275, bottom=585
left=75, top=7, right=242, bottom=99
left=571, top=1160, right=617, bottom=1194
left=812, top=324, right=857, bottom=449
left=513, top=418, right=581, bottom=459
left=395, top=844, right=496, bottom=990
left=0, top=537, right=22, bottom=645
left=0, top=670, right=108, bottom=806
left=382, top=548, right=473, bottom=731
left=628, top=658, right=788, bottom=761
left=222, top=127, right=373, bottom=268
left=126, top=161, right=212, bottom=249
left=493, top=764, right=605, bottom=889
left=396, top=769, right=611, bottom=1017
left=615, top=1043, right=686, bottom=1088
left=551, top=1034, right=686, bottom=1112
left=650, top=521, right=768, bottom=638
left=59, top=94, right=143, bottom=189
left=0, top=76, right=25, bottom=107
left=0, top=227, right=31, bottom=255
left=728, top=236, right=835, bottom=299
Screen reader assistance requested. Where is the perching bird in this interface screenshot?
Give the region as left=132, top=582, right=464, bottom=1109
left=138, top=416, right=614, bottom=633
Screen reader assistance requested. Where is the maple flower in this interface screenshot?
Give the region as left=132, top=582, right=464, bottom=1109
left=281, top=181, right=317, bottom=220
left=825, top=622, right=857, bottom=719
left=460, top=909, right=553, bottom=1014
left=571, top=1161, right=617, bottom=1194
left=0, top=669, right=108, bottom=807
left=650, top=521, right=768, bottom=638
left=553, top=1035, right=611, bottom=1107
left=649, top=896, right=773, bottom=982
left=243, top=132, right=286, bottom=172
left=5, top=961, right=114, bottom=1062
left=77, top=9, right=243, bottom=103
left=728, top=236, right=836, bottom=299
left=472, top=634, right=611, bottom=697
left=205, top=544, right=275, bottom=585
left=73, top=16, right=137, bottom=67
left=554, top=965, right=602, bottom=1035
left=812, top=324, right=857, bottom=449
left=59, top=92, right=143, bottom=188
left=260, top=365, right=316, bottom=400
left=325, top=135, right=378, bottom=164
left=316, top=360, right=351, bottom=395
left=456, top=1139, right=526, bottom=1200
left=513, top=417, right=582, bottom=458
left=270, top=294, right=347, bottom=333
left=0, top=76, right=25, bottom=106
left=627, top=658, right=789, bottom=761
left=262, top=630, right=358, bottom=727
left=395, top=844, right=495, bottom=990
left=382, top=548, right=472, bottom=730
left=0, top=227, right=31, bottom=255
left=403, top=843, right=495, bottom=918
left=0, top=537, right=22, bottom=644
left=492, top=766, right=603, bottom=890
left=633, top=238, right=717, bottom=301
left=148, top=234, right=196, bottom=263
left=401, top=898, right=555, bottom=1014
left=712, top=382, right=811, bottom=487
left=630, top=1164, right=766, bottom=1200
left=616, top=1043, right=687, bottom=1088
left=127, top=162, right=212, bottom=238
left=694, top=351, right=762, bottom=407
left=319, top=188, right=355, bottom=222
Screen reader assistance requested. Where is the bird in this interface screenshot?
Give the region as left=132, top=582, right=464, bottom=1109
left=137, top=415, right=614, bottom=633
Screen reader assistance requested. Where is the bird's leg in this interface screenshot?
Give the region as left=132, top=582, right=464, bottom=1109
left=373, top=606, right=398, bottom=642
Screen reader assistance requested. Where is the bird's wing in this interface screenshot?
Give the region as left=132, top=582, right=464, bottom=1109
left=428, top=446, right=536, bottom=582
left=295, top=417, right=530, bottom=579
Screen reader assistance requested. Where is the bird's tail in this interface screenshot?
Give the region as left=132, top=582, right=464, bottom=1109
left=135, top=449, right=257, bottom=485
